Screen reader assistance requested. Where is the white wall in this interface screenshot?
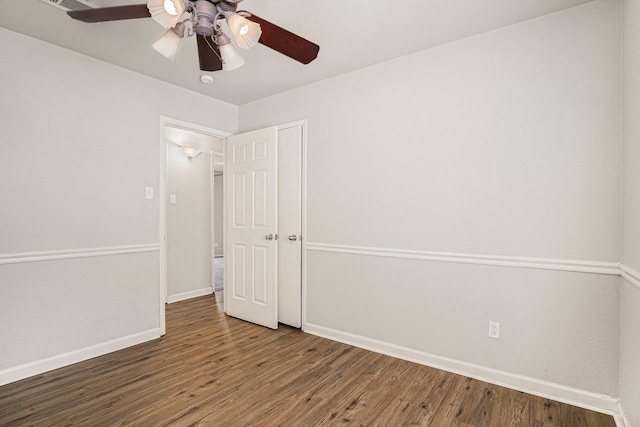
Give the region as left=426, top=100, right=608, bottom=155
left=240, top=0, right=621, bottom=405
left=0, top=27, right=237, bottom=384
left=621, top=0, right=640, bottom=425
left=623, top=0, right=640, bottom=271
left=166, top=135, right=222, bottom=302
left=620, top=279, right=640, bottom=426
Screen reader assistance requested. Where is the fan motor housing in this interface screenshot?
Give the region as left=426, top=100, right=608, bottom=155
left=194, top=0, right=216, bottom=36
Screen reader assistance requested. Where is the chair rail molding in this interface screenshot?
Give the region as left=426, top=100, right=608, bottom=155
left=0, top=244, right=160, bottom=265
left=620, top=263, right=640, bottom=289
left=305, top=242, right=620, bottom=276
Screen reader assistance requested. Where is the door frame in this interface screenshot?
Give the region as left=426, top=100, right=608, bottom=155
left=223, top=120, right=308, bottom=330
left=158, top=116, right=232, bottom=335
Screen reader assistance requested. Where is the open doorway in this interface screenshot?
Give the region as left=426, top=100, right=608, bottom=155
left=158, top=117, right=230, bottom=334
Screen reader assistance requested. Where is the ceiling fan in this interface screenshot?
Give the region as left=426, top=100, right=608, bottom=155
left=67, top=0, right=320, bottom=72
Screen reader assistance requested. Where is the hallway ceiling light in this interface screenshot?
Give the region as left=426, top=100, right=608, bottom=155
left=181, top=145, right=203, bottom=158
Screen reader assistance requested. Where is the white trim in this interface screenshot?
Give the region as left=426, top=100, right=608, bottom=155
left=0, top=244, right=159, bottom=265
left=0, top=328, right=161, bottom=387
left=210, top=151, right=215, bottom=291
left=304, top=322, right=621, bottom=417
left=620, top=263, right=640, bottom=289
left=210, top=151, right=225, bottom=277
left=278, top=119, right=307, bottom=131
left=616, top=401, right=632, bottom=427
left=222, top=136, right=228, bottom=315
left=305, top=242, right=621, bottom=276
left=167, top=287, right=214, bottom=304
left=300, top=121, right=309, bottom=331
left=159, top=117, right=168, bottom=335
left=161, top=117, right=233, bottom=140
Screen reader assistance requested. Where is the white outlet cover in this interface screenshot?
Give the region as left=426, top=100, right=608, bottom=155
left=488, top=321, right=500, bottom=339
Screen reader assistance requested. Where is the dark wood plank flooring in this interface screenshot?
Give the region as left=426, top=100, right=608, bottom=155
left=0, top=294, right=616, bottom=426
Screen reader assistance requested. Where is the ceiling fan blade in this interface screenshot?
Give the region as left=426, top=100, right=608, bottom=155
left=197, top=35, right=223, bottom=72
left=67, top=4, right=151, bottom=23
left=239, top=11, right=319, bottom=64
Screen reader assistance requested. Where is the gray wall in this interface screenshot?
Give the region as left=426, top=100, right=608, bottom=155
left=240, top=0, right=621, bottom=404
left=0, top=27, right=237, bottom=383
left=621, top=0, right=640, bottom=425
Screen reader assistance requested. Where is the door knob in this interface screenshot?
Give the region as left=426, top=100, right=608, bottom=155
left=288, top=235, right=298, bottom=241
left=265, top=234, right=274, bottom=240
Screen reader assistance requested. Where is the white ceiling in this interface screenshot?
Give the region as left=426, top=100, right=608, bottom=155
left=0, top=0, right=595, bottom=106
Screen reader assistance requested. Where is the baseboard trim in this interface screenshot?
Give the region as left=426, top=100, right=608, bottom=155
left=304, top=322, right=620, bottom=417
left=616, top=401, right=632, bottom=427
left=0, top=328, right=161, bottom=387
left=167, top=287, right=213, bottom=304
left=620, top=263, right=640, bottom=289
left=305, top=242, right=620, bottom=276
left=0, top=244, right=160, bottom=265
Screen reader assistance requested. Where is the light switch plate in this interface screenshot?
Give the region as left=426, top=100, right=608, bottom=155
left=145, top=187, right=153, bottom=200
left=170, top=194, right=177, bottom=205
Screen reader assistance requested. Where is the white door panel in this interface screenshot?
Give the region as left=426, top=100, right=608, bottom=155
left=278, top=126, right=302, bottom=328
left=225, top=127, right=278, bottom=329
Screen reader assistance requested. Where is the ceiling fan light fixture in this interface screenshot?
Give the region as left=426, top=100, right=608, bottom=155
left=219, top=43, right=245, bottom=70
left=152, top=22, right=185, bottom=61
left=66, top=1, right=321, bottom=71
left=163, top=0, right=178, bottom=15
left=215, top=30, right=245, bottom=71
left=227, top=13, right=261, bottom=49
left=147, top=0, right=184, bottom=28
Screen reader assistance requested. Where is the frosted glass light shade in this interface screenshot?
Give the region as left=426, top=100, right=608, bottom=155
left=220, top=43, right=245, bottom=71
left=227, top=13, right=262, bottom=49
left=147, top=0, right=184, bottom=28
left=152, top=28, right=182, bottom=61
left=181, top=146, right=203, bottom=158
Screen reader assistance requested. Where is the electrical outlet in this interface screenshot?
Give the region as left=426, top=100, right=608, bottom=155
left=488, top=321, right=500, bottom=339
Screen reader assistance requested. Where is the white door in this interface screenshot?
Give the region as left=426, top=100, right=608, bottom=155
left=224, top=127, right=278, bottom=329
left=278, top=125, right=302, bottom=327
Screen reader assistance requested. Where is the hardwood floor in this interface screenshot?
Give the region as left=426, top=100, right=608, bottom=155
left=0, top=294, right=615, bottom=426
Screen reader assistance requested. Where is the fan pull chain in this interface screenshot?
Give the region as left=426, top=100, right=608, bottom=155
left=204, top=35, right=224, bottom=64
